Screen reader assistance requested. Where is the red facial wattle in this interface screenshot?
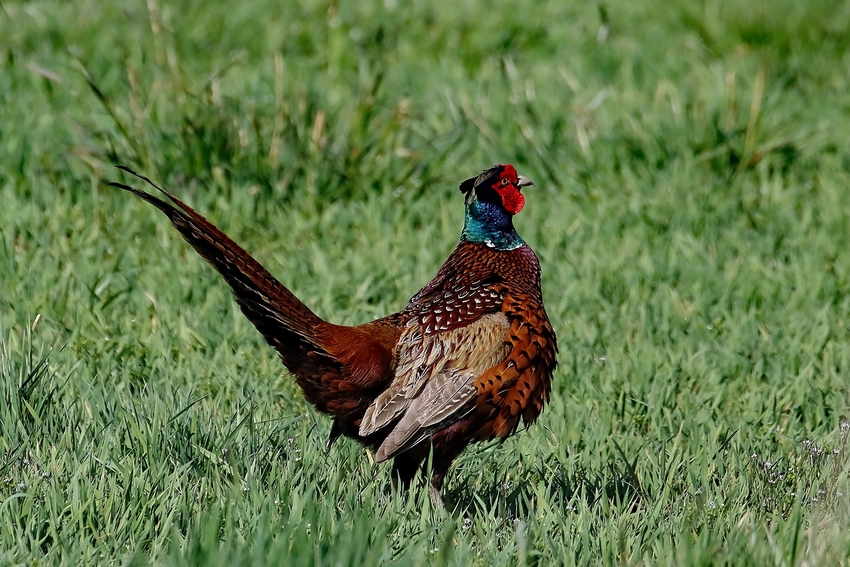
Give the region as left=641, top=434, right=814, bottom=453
left=495, top=186, right=525, bottom=214
left=491, top=164, right=526, bottom=215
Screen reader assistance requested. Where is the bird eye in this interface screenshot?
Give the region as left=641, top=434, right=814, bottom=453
left=500, top=178, right=509, bottom=187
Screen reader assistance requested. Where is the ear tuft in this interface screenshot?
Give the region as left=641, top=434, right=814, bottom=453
left=459, top=176, right=477, bottom=194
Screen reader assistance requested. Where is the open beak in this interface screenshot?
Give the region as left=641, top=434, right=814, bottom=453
left=517, top=175, right=534, bottom=190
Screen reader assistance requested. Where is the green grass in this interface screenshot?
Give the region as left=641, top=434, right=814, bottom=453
left=2, top=0, right=850, bottom=564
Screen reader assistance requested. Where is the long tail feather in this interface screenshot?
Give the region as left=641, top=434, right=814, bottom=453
left=110, top=166, right=397, bottom=423
left=109, top=166, right=332, bottom=376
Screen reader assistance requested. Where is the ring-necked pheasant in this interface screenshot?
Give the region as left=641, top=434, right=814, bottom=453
left=110, top=164, right=557, bottom=505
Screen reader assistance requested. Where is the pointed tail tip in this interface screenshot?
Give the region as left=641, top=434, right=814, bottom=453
left=107, top=180, right=133, bottom=192
left=110, top=165, right=163, bottom=194
left=108, top=165, right=143, bottom=192
left=115, top=164, right=135, bottom=175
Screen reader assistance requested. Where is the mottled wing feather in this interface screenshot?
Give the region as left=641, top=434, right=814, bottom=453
left=373, top=314, right=512, bottom=460
left=359, top=310, right=510, bottom=439
left=358, top=282, right=506, bottom=435
left=373, top=369, right=476, bottom=462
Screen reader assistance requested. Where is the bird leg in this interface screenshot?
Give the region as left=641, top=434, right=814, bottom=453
left=428, top=482, right=446, bottom=511
left=428, top=465, right=450, bottom=512
left=394, top=451, right=447, bottom=510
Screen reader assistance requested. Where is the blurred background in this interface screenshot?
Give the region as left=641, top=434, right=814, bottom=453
left=2, top=0, right=850, bottom=564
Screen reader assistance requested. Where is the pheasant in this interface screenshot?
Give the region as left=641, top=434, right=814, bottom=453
left=110, top=164, right=558, bottom=505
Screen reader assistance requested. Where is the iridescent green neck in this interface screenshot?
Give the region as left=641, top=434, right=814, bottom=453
left=461, top=198, right=524, bottom=250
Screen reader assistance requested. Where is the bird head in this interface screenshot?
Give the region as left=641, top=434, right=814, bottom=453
left=458, top=164, right=533, bottom=215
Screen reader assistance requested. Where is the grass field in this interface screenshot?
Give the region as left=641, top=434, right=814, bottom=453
left=2, top=0, right=850, bottom=564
